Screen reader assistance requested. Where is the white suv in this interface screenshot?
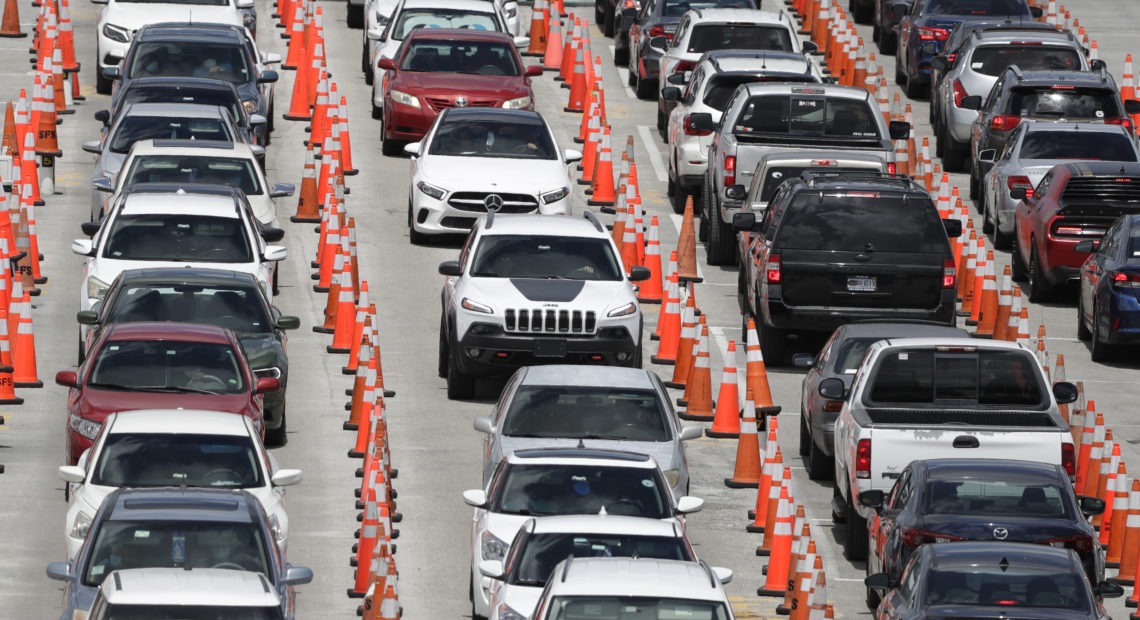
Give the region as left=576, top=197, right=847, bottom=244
left=438, top=212, right=649, bottom=400
left=87, top=568, right=284, bottom=620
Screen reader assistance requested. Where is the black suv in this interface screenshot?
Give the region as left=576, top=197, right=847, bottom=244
left=733, top=173, right=961, bottom=365
left=965, top=66, right=1140, bottom=199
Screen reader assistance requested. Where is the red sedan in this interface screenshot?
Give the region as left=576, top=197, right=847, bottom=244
left=374, top=28, right=541, bottom=156
left=56, top=322, right=279, bottom=465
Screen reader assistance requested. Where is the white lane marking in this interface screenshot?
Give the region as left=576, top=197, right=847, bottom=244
left=607, top=45, right=637, bottom=98
left=636, top=125, right=668, bottom=182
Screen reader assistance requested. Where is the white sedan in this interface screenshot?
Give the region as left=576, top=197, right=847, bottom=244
left=405, top=108, right=581, bottom=244
left=58, top=409, right=302, bottom=560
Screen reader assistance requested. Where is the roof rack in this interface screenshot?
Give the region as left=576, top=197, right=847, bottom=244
left=583, top=210, right=603, bottom=232
left=561, top=556, right=574, bottom=582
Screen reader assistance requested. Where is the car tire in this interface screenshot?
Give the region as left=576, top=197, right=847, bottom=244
left=438, top=319, right=449, bottom=379
left=1027, top=245, right=1052, bottom=303
left=992, top=221, right=1013, bottom=252
left=757, top=322, right=787, bottom=367
left=382, top=136, right=404, bottom=156
left=865, top=564, right=882, bottom=609
left=969, top=170, right=980, bottom=201
left=657, top=106, right=666, bottom=132
left=981, top=194, right=995, bottom=234
left=1076, top=296, right=1092, bottom=341
left=894, top=56, right=906, bottom=85
left=265, top=407, right=287, bottom=447
left=616, top=44, right=630, bottom=68
left=878, top=29, right=897, bottom=56
left=706, top=191, right=736, bottom=266
left=872, top=22, right=880, bottom=43
left=807, top=433, right=832, bottom=481
left=1090, top=302, right=1115, bottom=363
left=77, top=333, right=85, bottom=365
left=904, top=71, right=924, bottom=99
left=832, top=485, right=845, bottom=524
left=799, top=413, right=811, bottom=456
left=446, top=347, right=476, bottom=400
left=601, top=9, right=616, bottom=37
left=844, top=495, right=869, bottom=561
left=851, top=0, right=873, bottom=23
left=940, top=125, right=969, bottom=172
left=347, top=2, right=364, bottom=28
left=372, top=100, right=383, bottom=120
left=635, top=74, right=656, bottom=100
left=409, top=201, right=428, bottom=245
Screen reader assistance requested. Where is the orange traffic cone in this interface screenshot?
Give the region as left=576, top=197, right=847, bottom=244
left=653, top=252, right=677, bottom=340
left=752, top=445, right=783, bottom=536
left=638, top=216, right=664, bottom=303
left=0, top=0, right=25, bottom=37
left=707, top=341, right=741, bottom=437
left=1096, top=438, right=1120, bottom=530
left=666, top=297, right=696, bottom=390
left=651, top=278, right=684, bottom=365
left=992, top=265, right=1013, bottom=341
left=1107, top=462, right=1130, bottom=565
left=777, top=515, right=810, bottom=615
left=757, top=486, right=794, bottom=597
left=557, top=17, right=579, bottom=82
left=587, top=126, right=616, bottom=206
left=974, top=251, right=998, bottom=336
left=346, top=355, right=377, bottom=432
left=677, top=197, right=702, bottom=283
left=723, top=392, right=762, bottom=487
left=679, top=320, right=713, bottom=418
left=747, top=419, right=779, bottom=531
left=967, top=247, right=989, bottom=325
left=524, top=0, right=547, bottom=56
left=344, top=284, right=372, bottom=375
left=12, top=290, right=39, bottom=388
left=328, top=247, right=358, bottom=354
left=542, top=8, right=563, bottom=71
left=291, top=141, right=320, bottom=222
left=1076, top=408, right=1102, bottom=495
left=0, top=311, right=20, bottom=404
left=564, top=45, right=587, bottom=112
left=1113, top=479, right=1140, bottom=585
left=786, top=539, right=817, bottom=620
left=745, top=317, right=780, bottom=415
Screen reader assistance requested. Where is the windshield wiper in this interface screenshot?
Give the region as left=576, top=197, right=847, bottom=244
left=88, top=381, right=136, bottom=391
left=133, top=385, right=220, bottom=395
left=470, top=271, right=500, bottom=277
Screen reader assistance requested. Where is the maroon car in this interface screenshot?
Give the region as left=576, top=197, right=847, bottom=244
left=1012, top=161, right=1140, bottom=302
left=375, top=28, right=541, bottom=156
left=56, top=322, right=279, bottom=465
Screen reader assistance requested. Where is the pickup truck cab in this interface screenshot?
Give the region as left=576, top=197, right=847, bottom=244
left=826, top=337, right=1078, bottom=561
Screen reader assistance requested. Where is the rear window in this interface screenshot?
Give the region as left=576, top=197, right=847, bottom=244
left=1018, top=131, right=1137, bottom=161
left=926, top=568, right=1091, bottom=609
left=734, top=95, right=881, bottom=139
left=702, top=74, right=816, bottom=111
left=924, top=477, right=1069, bottom=517
left=1130, top=224, right=1140, bottom=258
left=775, top=194, right=948, bottom=254
left=663, top=0, right=754, bottom=16
left=1008, top=86, right=1121, bottom=118
left=969, top=45, right=1081, bottom=76
left=756, top=165, right=883, bottom=205
left=687, top=24, right=792, bottom=53
left=867, top=349, right=1046, bottom=406
left=926, top=0, right=1030, bottom=16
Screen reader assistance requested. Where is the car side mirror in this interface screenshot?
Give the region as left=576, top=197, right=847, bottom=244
left=92, top=177, right=114, bottom=193
left=1029, top=5, right=1043, bottom=17
left=675, top=496, right=704, bottom=515
left=1073, top=240, right=1097, bottom=253
left=942, top=218, right=962, bottom=238
left=438, top=260, right=462, bottom=277
left=1008, top=186, right=1028, bottom=200
left=1090, top=59, right=1107, bottom=72
left=261, top=52, right=282, bottom=65
left=929, top=56, right=949, bottom=71
left=687, top=112, right=714, bottom=132
left=249, top=114, right=267, bottom=126
left=818, top=377, right=845, bottom=401
left=792, top=353, right=814, bottom=369
left=977, top=149, right=996, bottom=163
left=724, top=184, right=747, bottom=201
left=1125, top=100, right=1140, bottom=115
left=524, top=65, right=543, bottom=77
left=80, top=222, right=101, bottom=237
left=473, top=416, right=494, bottom=434
left=263, top=245, right=288, bottom=262
left=462, top=489, right=488, bottom=508
left=257, top=70, right=278, bottom=84
left=76, top=310, right=99, bottom=325
left=479, top=560, right=504, bottom=579
left=801, top=40, right=817, bottom=53
left=72, top=239, right=95, bottom=256
left=1097, top=581, right=1125, bottom=599
left=275, top=315, right=301, bottom=330
left=46, top=561, right=71, bottom=581
left=378, top=57, right=396, bottom=71
left=960, top=95, right=982, bottom=110
left=890, top=3, right=907, bottom=16
left=1052, top=381, right=1078, bottom=404
left=82, top=140, right=101, bottom=155
left=666, top=73, right=686, bottom=85
left=255, top=377, right=281, bottom=393
left=679, top=425, right=702, bottom=441
left=732, top=211, right=756, bottom=231
left=271, top=468, right=303, bottom=486
left=260, top=227, right=286, bottom=243
left=404, top=142, right=421, bottom=157
left=281, top=566, right=314, bottom=587
left=865, top=572, right=895, bottom=591
left=648, top=35, right=668, bottom=50
left=661, top=86, right=681, bottom=101
left=888, top=120, right=910, bottom=140
left=55, top=370, right=79, bottom=388
left=628, top=265, right=651, bottom=282
left=513, top=36, right=530, bottom=49
left=367, top=28, right=386, bottom=41
left=101, top=66, right=121, bottom=80
left=563, top=149, right=583, bottom=164
left=94, top=109, right=111, bottom=126
left=859, top=489, right=885, bottom=509
left=711, top=566, right=733, bottom=585
left=58, top=465, right=86, bottom=484
left=1078, top=495, right=1105, bottom=517
left=270, top=182, right=295, bottom=198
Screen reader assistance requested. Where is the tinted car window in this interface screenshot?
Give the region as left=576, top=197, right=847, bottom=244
left=101, top=605, right=280, bottom=620
left=926, top=0, right=1029, bottom=16
left=925, top=477, right=1068, bottom=516
left=103, top=215, right=253, bottom=264
left=775, top=194, right=948, bottom=253
left=1018, top=131, right=1137, bottom=161
left=969, top=45, right=1081, bottom=76
left=687, top=24, right=792, bottom=53
left=926, top=568, right=1091, bottom=609
left=122, top=88, right=244, bottom=128
left=834, top=337, right=880, bottom=374
left=429, top=120, right=556, bottom=159
left=107, top=284, right=271, bottom=333
left=502, top=386, right=670, bottom=441
left=393, top=10, right=498, bottom=38
left=550, top=598, right=731, bottom=620
left=1129, top=224, right=1140, bottom=258
left=514, top=533, right=691, bottom=585
left=91, top=433, right=264, bottom=489
left=123, top=156, right=263, bottom=195
left=868, top=349, right=1044, bottom=405
left=130, top=43, right=251, bottom=84
left=1008, top=87, right=1121, bottom=118
left=89, top=340, right=246, bottom=393
left=400, top=41, right=519, bottom=75
left=471, top=235, right=623, bottom=280
left=110, top=117, right=234, bottom=154
left=494, top=464, right=670, bottom=518
left=735, top=95, right=881, bottom=138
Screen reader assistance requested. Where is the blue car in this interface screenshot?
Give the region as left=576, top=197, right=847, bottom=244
left=46, top=488, right=312, bottom=620
left=1077, top=214, right=1140, bottom=363
left=894, top=0, right=1041, bottom=98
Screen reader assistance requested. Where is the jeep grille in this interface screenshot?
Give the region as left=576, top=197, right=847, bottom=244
left=504, top=309, right=597, bottom=334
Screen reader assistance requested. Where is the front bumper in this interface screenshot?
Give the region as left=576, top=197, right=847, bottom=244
left=455, top=326, right=640, bottom=378
left=411, top=191, right=567, bottom=236
left=383, top=100, right=438, bottom=142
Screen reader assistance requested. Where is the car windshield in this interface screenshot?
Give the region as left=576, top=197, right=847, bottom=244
left=970, top=45, right=1081, bottom=76
left=924, top=477, right=1069, bottom=517
left=927, top=0, right=1029, bottom=16
left=102, top=215, right=253, bottom=263
left=776, top=194, right=949, bottom=254
left=91, top=433, right=264, bottom=489
left=1018, top=130, right=1137, bottom=161
left=549, top=597, right=731, bottom=620
left=663, top=0, right=753, bottom=17
left=89, top=340, right=246, bottom=394
left=400, top=40, right=519, bottom=75
left=129, top=43, right=251, bottom=84
left=123, top=155, right=262, bottom=195
left=1009, top=87, right=1122, bottom=118
left=82, top=521, right=270, bottom=587
left=107, top=284, right=272, bottom=333
left=429, top=121, right=555, bottom=159
left=110, top=116, right=235, bottom=154
left=392, top=10, right=499, bottom=39
left=494, top=464, right=670, bottom=518
left=925, top=568, right=1091, bottom=610
left=513, top=534, right=692, bottom=586
left=101, top=606, right=280, bottom=620
left=123, top=89, right=243, bottom=126
left=503, top=386, right=670, bottom=441
left=470, top=235, right=623, bottom=280
left=734, top=94, right=881, bottom=140
left=868, top=349, right=1045, bottom=406
left=687, top=25, right=792, bottom=53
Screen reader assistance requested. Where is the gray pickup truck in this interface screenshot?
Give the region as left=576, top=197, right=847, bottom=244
left=690, top=83, right=911, bottom=265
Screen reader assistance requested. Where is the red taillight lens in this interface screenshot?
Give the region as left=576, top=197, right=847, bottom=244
left=673, top=59, right=695, bottom=74
left=1105, top=117, right=1134, bottom=134
left=887, top=162, right=897, bottom=175
left=1041, top=534, right=1096, bottom=553
left=648, top=25, right=673, bottom=40
left=823, top=400, right=843, bottom=413
left=990, top=114, right=1022, bottom=132
left=942, top=258, right=956, bottom=289
left=1062, top=442, right=1075, bottom=478
left=683, top=114, right=712, bottom=136
left=901, top=527, right=964, bottom=547
left=724, top=155, right=736, bottom=187
left=952, top=79, right=968, bottom=108
left=765, top=253, right=781, bottom=285
left=917, top=26, right=949, bottom=41
left=1007, top=175, right=1033, bottom=199
left=855, top=439, right=871, bottom=479
left=946, top=53, right=957, bottom=65
left=1051, top=220, right=1104, bottom=237
left=1112, top=271, right=1140, bottom=287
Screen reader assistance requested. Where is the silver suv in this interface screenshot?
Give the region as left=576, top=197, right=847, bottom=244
left=438, top=212, right=650, bottom=400
left=931, top=26, right=1090, bottom=172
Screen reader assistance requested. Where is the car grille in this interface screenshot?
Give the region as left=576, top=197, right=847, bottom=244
left=448, top=192, right=538, bottom=213
left=504, top=309, right=598, bottom=335
left=425, top=97, right=500, bottom=111
left=1061, top=176, right=1140, bottom=202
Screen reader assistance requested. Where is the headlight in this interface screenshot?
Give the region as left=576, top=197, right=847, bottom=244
left=242, top=100, right=258, bottom=115
left=389, top=89, right=421, bottom=109
left=416, top=181, right=446, bottom=200
left=254, top=367, right=283, bottom=380
left=501, top=95, right=532, bottom=110
left=70, top=511, right=94, bottom=540
left=480, top=530, right=508, bottom=561
left=86, top=276, right=111, bottom=301
left=607, top=302, right=637, bottom=317
left=496, top=604, right=526, bottom=620
left=663, top=469, right=681, bottom=488
left=102, top=23, right=129, bottom=43
left=69, top=415, right=102, bottom=441
left=540, top=187, right=570, bottom=204
left=461, top=298, right=493, bottom=314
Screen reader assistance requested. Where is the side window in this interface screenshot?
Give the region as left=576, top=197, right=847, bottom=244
left=1099, top=221, right=1122, bottom=259
left=898, top=558, right=922, bottom=602
left=887, top=471, right=912, bottom=511
left=758, top=185, right=791, bottom=238
left=684, top=68, right=704, bottom=105
left=639, top=0, right=655, bottom=20
left=984, top=75, right=1005, bottom=110
left=502, top=529, right=528, bottom=574
left=492, top=373, right=522, bottom=424
left=672, top=17, right=688, bottom=48
left=1033, top=171, right=1054, bottom=201
left=1001, top=125, right=1022, bottom=159
left=817, top=332, right=838, bottom=368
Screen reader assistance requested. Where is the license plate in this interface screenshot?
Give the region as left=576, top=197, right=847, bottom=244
left=534, top=339, right=566, bottom=358
left=847, top=276, right=876, bottom=292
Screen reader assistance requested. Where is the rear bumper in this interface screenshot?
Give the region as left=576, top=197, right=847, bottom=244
left=1105, top=294, right=1140, bottom=345
left=762, top=291, right=957, bottom=332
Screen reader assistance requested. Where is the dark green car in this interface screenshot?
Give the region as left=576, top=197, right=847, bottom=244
left=77, top=267, right=299, bottom=446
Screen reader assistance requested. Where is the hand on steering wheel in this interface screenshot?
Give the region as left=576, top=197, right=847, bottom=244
left=189, top=374, right=228, bottom=390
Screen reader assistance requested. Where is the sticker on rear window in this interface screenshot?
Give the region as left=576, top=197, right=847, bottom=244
left=1097, top=110, right=1104, bottom=118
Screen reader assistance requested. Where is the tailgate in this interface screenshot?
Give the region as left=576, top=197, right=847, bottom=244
left=780, top=250, right=944, bottom=309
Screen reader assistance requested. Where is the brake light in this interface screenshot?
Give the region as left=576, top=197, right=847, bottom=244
left=823, top=400, right=843, bottom=413
left=917, top=26, right=949, bottom=41
left=855, top=439, right=871, bottom=479
left=724, top=155, right=736, bottom=187
left=990, top=114, right=1022, bottom=131
left=765, top=253, right=781, bottom=284
left=1106, top=117, right=1135, bottom=134
left=648, top=25, right=673, bottom=41
left=1112, top=272, right=1140, bottom=287
left=887, top=162, right=897, bottom=175
left=683, top=114, right=712, bottom=136
left=673, top=59, right=695, bottom=74
left=952, top=79, right=968, bottom=108
left=900, top=527, right=964, bottom=547
left=1007, top=175, right=1033, bottom=198
left=946, top=52, right=957, bottom=65
left=942, top=258, right=956, bottom=289
left=1051, top=221, right=1104, bottom=237
left=1062, top=442, right=1075, bottom=478
left=1041, top=534, right=1096, bottom=553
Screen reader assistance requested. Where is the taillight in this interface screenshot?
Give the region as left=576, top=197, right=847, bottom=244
left=990, top=114, right=1022, bottom=131
left=952, top=79, right=968, bottom=108
left=673, top=59, right=695, bottom=74
left=1007, top=175, right=1033, bottom=198
left=683, top=114, right=712, bottom=136
left=901, top=527, right=963, bottom=547
left=823, top=400, right=843, bottom=413
left=917, top=26, right=949, bottom=41
left=1041, top=534, right=1096, bottom=553
left=724, top=155, right=736, bottom=187
left=946, top=53, right=957, bottom=65
left=648, top=25, right=673, bottom=41
left=942, top=258, right=956, bottom=289
left=765, top=253, right=781, bottom=284
left=887, top=162, right=897, bottom=175
left=1112, top=271, right=1140, bottom=287
left=1105, top=117, right=1135, bottom=134
left=1051, top=220, right=1104, bottom=237
left=1062, top=442, right=1075, bottom=478
left=855, top=439, right=871, bottom=479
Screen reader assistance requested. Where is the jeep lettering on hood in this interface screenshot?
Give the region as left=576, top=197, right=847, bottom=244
left=509, top=279, right=585, bottom=302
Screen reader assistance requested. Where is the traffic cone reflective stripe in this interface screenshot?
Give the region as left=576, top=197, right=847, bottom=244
left=638, top=216, right=664, bottom=303
left=757, top=485, right=794, bottom=597
left=747, top=419, right=779, bottom=532
left=679, top=321, right=713, bottom=419
left=723, top=392, right=762, bottom=487
left=1112, top=479, right=1140, bottom=585
left=707, top=340, right=741, bottom=437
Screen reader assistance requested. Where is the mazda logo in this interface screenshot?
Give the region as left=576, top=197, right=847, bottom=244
left=993, top=527, right=1009, bottom=540
left=455, top=96, right=469, bottom=108
left=484, top=194, right=503, bottom=211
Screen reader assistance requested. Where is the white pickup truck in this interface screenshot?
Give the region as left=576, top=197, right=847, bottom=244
left=826, top=338, right=1079, bottom=561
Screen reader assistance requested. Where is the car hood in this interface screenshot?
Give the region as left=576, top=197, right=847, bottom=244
left=465, top=278, right=633, bottom=312
left=420, top=156, right=566, bottom=192
left=103, top=4, right=243, bottom=29
left=500, top=583, right=543, bottom=619
left=499, top=436, right=678, bottom=472
left=917, top=515, right=1093, bottom=542
left=394, top=71, right=526, bottom=97
left=73, top=388, right=253, bottom=421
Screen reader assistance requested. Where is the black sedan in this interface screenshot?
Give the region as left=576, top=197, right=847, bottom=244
left=860, top=459, right=1105, bottom=608
left=866, top=542, right=1123, bottom=620
left=792, top=321, right=969, bottom=481
left=1076, top=213, right=1140, bottom=362
left=76, top=267, right=299, bottom=447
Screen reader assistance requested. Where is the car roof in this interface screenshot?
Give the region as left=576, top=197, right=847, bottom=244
left=686, top=8, right=788, bottom=23
left=116, top=267, right=259, bottom=287
left=99, top=568, right=279, bottom=607
left=404, top=27, right=514, bottom=42
left=137, top=23, right=246, bottom=44
left=119, top=102, right=229, bottom=118
left=127, top=139, right=256, bottom=158
left=118, top=189, right=242, bottom=218
left=441, top=108, right=545, bottom=125
left=106, top=488, right=258, bottom=524
left=739, top=82, right=868, bottom=99
left=399, top=0, right=498, bottom=11
left=478, top=213, right=609, bottom=239
left=549, top=558, right=726, bottom=600
left=919, top=458, right=1063, bottom=479
left=927, top=541, right=1079, bottom=570
left=875, top=337, right=1030, bottom=351
left=107, top=409, right=253, bottom=436
left=703, top=52, right=814, bottom=75
left=103, top=321, right=236, bottom=343
left=517, top=365, right=658, bottom=390
left=528, top=515, right=683, bottom=537
left=506, top=448, right=658, bottom=468
left=838, top=322, right=972, bottom=339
